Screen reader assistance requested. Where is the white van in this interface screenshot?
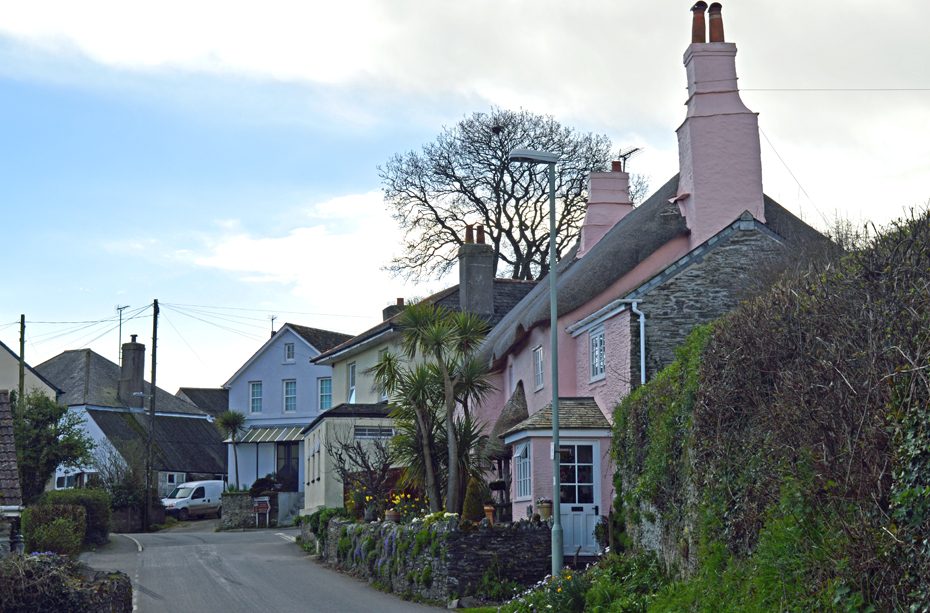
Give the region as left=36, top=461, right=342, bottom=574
left=162, top=480, right=224, bottom=520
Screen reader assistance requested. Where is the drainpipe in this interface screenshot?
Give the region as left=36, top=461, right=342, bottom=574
left=618, top=300, right=647, bottom=386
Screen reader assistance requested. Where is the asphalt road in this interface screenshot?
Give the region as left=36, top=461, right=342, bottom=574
left=81, top=519, right=441, bottom=613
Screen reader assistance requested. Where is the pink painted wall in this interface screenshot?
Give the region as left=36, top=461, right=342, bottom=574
left=574, top=310, right=633, bottom=417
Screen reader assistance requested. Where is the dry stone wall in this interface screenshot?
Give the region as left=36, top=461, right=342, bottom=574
left=321, top=516, right=551, bottom=602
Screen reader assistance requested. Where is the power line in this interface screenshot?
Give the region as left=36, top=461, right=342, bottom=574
left=160, top=309, right=205, bottom=366
left=160, top=304, right=264, bottom=341
left=744, top=88, right=930, bottom=92
left=162, top=301, right=371, bottom=319
left=759, top=126, right=830, bottom=228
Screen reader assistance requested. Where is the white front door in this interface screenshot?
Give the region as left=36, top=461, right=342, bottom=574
left=559, top=441, right=600, bottom=556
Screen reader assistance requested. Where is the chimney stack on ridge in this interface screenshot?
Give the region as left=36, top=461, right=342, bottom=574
left=118, top=334, right=145, bottom=408
left=577, top=161, right=633, bottom=258
left=675, top=2, right=765, bottom=247
left=458, top=223, right=494, bottom=317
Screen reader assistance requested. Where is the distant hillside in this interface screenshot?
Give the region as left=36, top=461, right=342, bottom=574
left=613, top=208, right=930, bottom=610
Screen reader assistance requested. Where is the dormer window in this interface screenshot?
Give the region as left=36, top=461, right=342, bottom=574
left=284, top=342, right=295, bottom=363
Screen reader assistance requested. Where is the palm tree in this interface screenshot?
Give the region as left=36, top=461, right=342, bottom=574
left=216, top=410, right=246, bottom=490
left=379, top=302, right=491, bottom=514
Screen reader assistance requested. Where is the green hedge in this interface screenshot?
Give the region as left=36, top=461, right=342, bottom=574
left=22, top=505, right=87, bottom=556
left=40, top=488, right=111, bottom=545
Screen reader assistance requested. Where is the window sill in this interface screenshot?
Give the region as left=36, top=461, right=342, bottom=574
left=589, top=374, right=606, bottom=384
left=534, top=384, right=544, bottom=392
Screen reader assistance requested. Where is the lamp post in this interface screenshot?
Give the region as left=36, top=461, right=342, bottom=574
left=508, top=148, right=563, bottom=575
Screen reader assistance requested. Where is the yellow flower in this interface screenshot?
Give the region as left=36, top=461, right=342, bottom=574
left=557, top=587, right=562, bottom=593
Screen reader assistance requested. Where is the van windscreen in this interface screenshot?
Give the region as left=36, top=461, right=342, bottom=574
left=167, top=487, right=194, bottom=499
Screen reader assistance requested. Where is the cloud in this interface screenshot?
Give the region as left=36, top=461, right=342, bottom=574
left=190, top=190, right=433, bottom=319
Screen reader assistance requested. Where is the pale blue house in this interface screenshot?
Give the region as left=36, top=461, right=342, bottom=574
left=223, top=324, right=352, bottom=506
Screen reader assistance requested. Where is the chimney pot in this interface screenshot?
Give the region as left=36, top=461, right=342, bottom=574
left=708, top=2, right=724, bottom=42
left=610, top=160, right=623, bottom=172
left=476, top=224, right=486, bottom=244
left=130, top=334, right=137, bottom=342
left=691, top=1, right=708, bottom=44
left=464, top=224, right=474, bottom=244
left=397, top=298, right=404, bottom=306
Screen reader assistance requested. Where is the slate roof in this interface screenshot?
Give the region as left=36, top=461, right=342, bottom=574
left=286, top=324, right=354, bottom=353
left=0, top=391, right=23, bottom=510
left=176, top=387, right=228, bottom=418
left=481, top=175, right=828, bottom=367
left=314, top=279, right=537, bottom=364
left=86, top=409, right=225, bottom=474
left=36, top=349, right=204, bottom=415
left=503, top=397, right=611, bottom=437
left=302, top=403, right=392, bottom=434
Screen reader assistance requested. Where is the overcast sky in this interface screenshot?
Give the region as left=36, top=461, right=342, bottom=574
left=1, top=1, right=927, bottom=394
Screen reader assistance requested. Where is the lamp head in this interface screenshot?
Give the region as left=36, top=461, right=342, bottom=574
left=508, top=148, right=559, bottom=165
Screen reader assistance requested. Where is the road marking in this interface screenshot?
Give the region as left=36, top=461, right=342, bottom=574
left=120, top=533, right=144, bottom=552
left=275, top=532, right=296, bottom=543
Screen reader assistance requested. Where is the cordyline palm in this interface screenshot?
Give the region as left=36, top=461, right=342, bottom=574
left=216, top=410, right=246, bottom=489
left=397, top=302, right=490, bottom=514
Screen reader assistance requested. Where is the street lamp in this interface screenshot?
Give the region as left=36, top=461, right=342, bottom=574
left=508, top=148, right=563, bottom=575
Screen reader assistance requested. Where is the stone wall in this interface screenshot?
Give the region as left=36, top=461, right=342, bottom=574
left=630, top=222, right=786, bottom=386
left=220, top=492, right=278, bottom=529
left=321, top=516, right=551, bottom=602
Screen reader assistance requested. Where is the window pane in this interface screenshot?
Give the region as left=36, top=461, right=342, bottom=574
left=559, top=445, right=575, bottom=464
left=559, top=464, right=576, bottom=485
left=577, top=465, right=594, bottom=485
left=577, top=445, right=593, bottom=463
left=578, top=485, right=594, bottom=504
left=560, top=485, right=575, bottom=504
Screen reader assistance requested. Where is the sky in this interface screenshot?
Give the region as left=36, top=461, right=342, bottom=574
left=1, top=1, right=928, bottom=394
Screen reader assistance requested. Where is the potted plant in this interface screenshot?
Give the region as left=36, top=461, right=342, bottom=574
left=483, top=504, right=495, bottom=525
left=536, top=498, right=552, bottom=520
left=384, top=508, right=401, bottom=523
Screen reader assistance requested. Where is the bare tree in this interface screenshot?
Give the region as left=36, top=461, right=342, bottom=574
left=380, top=107, right=617, bottom=280
left=325, top=422, right=395, bottom=519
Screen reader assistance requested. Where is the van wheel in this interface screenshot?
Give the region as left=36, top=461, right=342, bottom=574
left=179, top=509, right=189, bottom=521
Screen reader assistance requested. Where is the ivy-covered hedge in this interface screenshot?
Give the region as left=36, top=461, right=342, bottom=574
left=39, top=488, right=111, bottom=546
left=609, top=209, right=930, bottom=610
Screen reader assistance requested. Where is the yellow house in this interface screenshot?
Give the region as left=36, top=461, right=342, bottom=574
left=302, top=229, right=536, bottom=514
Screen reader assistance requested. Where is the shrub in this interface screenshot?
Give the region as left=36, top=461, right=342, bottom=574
left=462, top=476, right=485, bottom=522
left=22, top=505, right=87, bottom=557
left=40, top=488, right=111, bottom=545
left=0, top=553, right=131, bottom=611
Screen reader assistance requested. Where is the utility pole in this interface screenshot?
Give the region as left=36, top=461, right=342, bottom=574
left=145, top=299, right=159, bottom=532
left=270, top=314, right=277, bottom=338
left=18, top=315, right=25, bottom=402
left=116, top=305, right=130, bottom=365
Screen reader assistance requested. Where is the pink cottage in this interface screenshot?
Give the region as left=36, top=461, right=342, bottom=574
left=476, top=2, right=827, bottom=555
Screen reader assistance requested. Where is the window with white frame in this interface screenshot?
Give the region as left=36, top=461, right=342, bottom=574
left=283, top=379, right=297, bottom=412
left=284, top=342, right=295, bottom=362
left=347, top=362, right=357, bottom=403
left=318, top=377, right=332, bottom=411
left=354, top=425, right=395, bottom=440
left=590, top=326, right=606, bottom=381
left=514, top=443, right=531, bottom=499
left=532, top=346, right=544, bottom=390
left=249, top=381, right=263, bottom=413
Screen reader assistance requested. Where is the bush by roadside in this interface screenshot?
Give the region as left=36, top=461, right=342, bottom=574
left=21, top=505, right=86, bottom=556
left=0, top=553, right=131, bottom=612
left=39, top=488, right=111, bottom=546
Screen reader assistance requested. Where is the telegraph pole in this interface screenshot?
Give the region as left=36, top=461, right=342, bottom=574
left=116, top=305, right=130, bottom=365
left=145, top=299, right=159, bottom=531
left=18, top=315, right=25, bottom=402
